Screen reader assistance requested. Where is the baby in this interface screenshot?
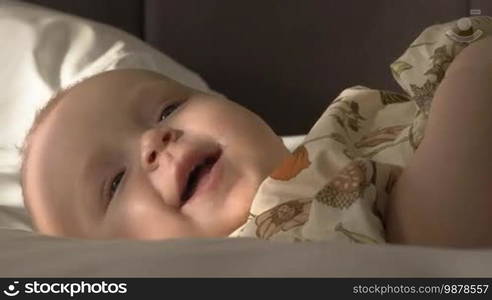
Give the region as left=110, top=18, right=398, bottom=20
left=21, top=69, right=292, bottom=240
left=20, top=17, right=492, bottom=247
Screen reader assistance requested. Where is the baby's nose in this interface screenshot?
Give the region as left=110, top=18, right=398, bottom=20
left=140, top=127, right=176, bottom=171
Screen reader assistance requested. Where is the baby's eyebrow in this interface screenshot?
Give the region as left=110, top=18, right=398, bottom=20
left=129, top=82, right=168, bottom=121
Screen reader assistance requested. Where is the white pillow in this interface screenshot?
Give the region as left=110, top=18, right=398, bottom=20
left=0, top=0, right=213, bottom=230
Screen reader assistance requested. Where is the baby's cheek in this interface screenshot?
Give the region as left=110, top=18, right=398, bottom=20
left=102, top=203, right=194, bottom=239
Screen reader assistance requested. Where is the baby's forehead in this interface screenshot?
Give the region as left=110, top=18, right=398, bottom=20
left=46, top=70, right=190, bottom=142
left=59, top=70, right=175, bottom=112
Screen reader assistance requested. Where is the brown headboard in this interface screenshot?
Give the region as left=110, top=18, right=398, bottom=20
left=23, top=0, right=489, bottom=134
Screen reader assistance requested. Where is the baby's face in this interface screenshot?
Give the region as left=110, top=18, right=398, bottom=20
left=25, top=69, right=290, bottom=240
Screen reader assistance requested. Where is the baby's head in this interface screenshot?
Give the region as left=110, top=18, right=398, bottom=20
left=21, top=69, right=290, bottom=240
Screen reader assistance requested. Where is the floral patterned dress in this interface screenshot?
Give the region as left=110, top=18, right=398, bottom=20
left=229, top=16, right=492, bottom=244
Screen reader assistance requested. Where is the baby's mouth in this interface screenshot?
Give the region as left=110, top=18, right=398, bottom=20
left=180, top=149, right=222, bottom=205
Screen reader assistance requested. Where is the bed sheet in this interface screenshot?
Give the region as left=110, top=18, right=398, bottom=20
left=1, top=228, right=492, bottom=277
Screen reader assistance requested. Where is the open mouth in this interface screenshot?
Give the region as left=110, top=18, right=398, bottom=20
left=180, top=149, right=222, bottom=205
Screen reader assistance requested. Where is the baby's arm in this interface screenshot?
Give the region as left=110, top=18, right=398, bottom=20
left=385, top=36, right=492, bottom=247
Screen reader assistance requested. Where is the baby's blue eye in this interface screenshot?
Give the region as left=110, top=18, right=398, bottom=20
left=109, top=171, right=125, bottom=200
left=159, top=102, right=182, bottom=122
